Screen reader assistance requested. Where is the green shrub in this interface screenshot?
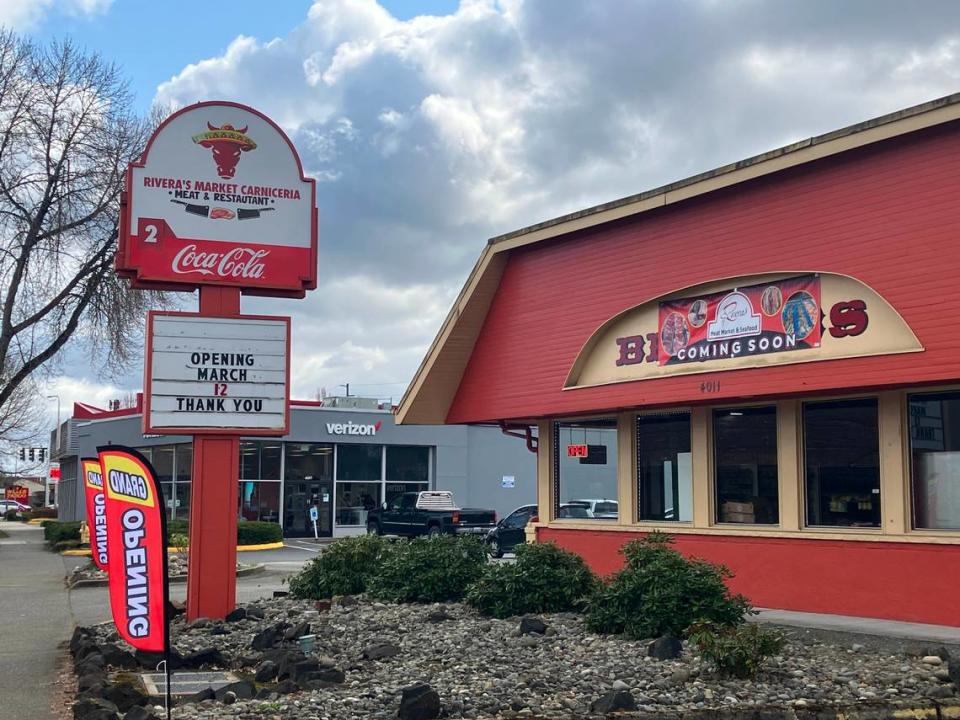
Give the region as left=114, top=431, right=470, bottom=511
left=367, top=535, right=486, bottom=604
left=466, top=542, right=598, bottom=618
left=237, top=521, right=282, bottom=545
left=288, top=534, right=391, bottom=599
left=167, top=519, right=189, bottom=536
left=43, top=521, right=82, bottom=544
left=3, top=509, right=17, bottom=521
left=688, top=621, right=785, bottom=678
left=584, top=532, right=751, bottom=639
left=168, top=533, right=190, bottom=551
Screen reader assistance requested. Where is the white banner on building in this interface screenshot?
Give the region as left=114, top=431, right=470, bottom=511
left=145, top=312, right=290, bottom=434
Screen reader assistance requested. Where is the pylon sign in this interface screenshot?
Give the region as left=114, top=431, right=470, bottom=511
left=116, top=101, right=318, bottom=298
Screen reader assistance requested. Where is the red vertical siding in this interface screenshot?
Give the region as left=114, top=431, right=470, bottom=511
left=448, top=122, right=960, bottom=423
left=538, top=527, right=960, bottom=627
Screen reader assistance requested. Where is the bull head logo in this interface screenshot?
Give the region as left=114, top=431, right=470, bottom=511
left=192, top=122, right=257, bottom=179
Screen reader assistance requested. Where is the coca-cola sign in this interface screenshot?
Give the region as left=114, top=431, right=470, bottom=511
left=116, top=102, right=317, bottom=299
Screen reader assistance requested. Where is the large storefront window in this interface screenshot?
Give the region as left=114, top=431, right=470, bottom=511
left=637, top=413, right=692, bottom=522
left=714, top=407, right=779, bottom=524
left=804, top=398, right=880, bottom=527
left=136, top=444, right=189, bottom=520
left=554, top=419, right=618, bottom=520
left=909, top=391, right=960, bottom=530
left=336, top=445, right=382, bottom=526
left=386, top=446, right=429, bottom=483
left=284, top=443, right=334, bottom=537
left=240, top=441, right=282, bottom=480
left=239, top=481, right=281, bottom=523
left=175, top=445, right=192, bottom=520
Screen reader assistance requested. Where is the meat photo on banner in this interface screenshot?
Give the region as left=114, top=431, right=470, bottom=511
left=658, top=275, right=822, bottom=365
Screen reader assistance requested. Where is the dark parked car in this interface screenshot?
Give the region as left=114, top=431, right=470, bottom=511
left=367, top=491, right=497, bottom=538
left=485, top=503, right=537, bottom=558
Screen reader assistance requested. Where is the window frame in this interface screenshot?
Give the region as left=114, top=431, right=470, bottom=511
left=552, top=416, right=620, bottom=522
left=636, top=410, right=693, bottom=524
left=906, top=389, right=960, bottom=533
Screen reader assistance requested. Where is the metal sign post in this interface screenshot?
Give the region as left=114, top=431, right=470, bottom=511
left=309, top=505, right=319, bottom=539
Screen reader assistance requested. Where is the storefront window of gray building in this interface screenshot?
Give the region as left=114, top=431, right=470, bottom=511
left=284, top=443, right=333, bottom=536
left=385, top=446, right=430, bottom=506
left=804, top=398, right=880, bottom=527
left=909, top=391, right=960, bottom=530
left=554, top=419, right=619, bottom=520
left=336, top=444, right=382, bottom=526
left=136, top=444, right=190, bottom=521
left=239, top=441, right=282, bottom=523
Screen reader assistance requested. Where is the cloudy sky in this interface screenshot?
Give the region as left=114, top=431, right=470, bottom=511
left=11, top=0, right=960, bottom=423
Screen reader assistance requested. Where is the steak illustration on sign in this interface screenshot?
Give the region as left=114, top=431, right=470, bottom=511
left=192, top=123, right=256, bottom=179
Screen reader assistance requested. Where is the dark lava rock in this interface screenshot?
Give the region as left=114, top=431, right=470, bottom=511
left=362, top=642, right=400, bottom=660
left=272, top=591, right=289, bottom=598
left=251, top=625, right=283, bottom=650
left=122, top=706, right=152, bottom=720
left=225, top=607, right=247, bottom=622
left=519, top=617, right=548, bottom=635
left=276, top=679, right=299, bottom=694
left=948, top=656, right=960, bottom=687
left=398, top=682, right=441, bottom=720
left=77, top=673, right=104, bottom=693
left=181, top=647, right=227, bottom=669
left=246, top=605, right=265, bottom=619
left=273, top=650, right=308, bottom=681
left=101, top=682, right=148, bottom=712
left=283, top=621, right=311, bottom=642
left=648, top=635, right=683, bottom=660
left=426, top=609, right=451, bottom=623
left=75, top=641, right=104, bottom=663
left=181, top=687, right=215, bottom=704
left=70, top=627, right=95, bottom=655
left=167, top=600, right=186, bottom=617
left=590, top=690, right=637, bottom=714
left=100, top=644, right=137, bottom=670
left=72, top=697, right=120, bottom=720
left=214, top=681, right=255, bottom=702
left=210, top=625, right=229, bottom=636
left=303, top=668, right=345, bottom=685
left=76, top=654, right=106, bottom=676
left=334, top=595, right=359, bottom=607
left=254, top=660, right=278, bottom=682
left=290, top=658, right=320, bottom=682
left=135, top=648, right=183, bottom=670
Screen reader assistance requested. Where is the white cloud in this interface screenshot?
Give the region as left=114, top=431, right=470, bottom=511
left=53, top=0, right=960, bottom=411
left=0, top=0, right=112, bottom=30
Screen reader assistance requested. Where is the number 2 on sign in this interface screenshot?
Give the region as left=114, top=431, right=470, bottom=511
left=213, top=383, right=229, bottom=397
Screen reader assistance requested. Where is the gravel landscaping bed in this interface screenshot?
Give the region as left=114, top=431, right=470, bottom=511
left=70, top=597, right=960, bottom=720
left=67, top=556, right=258, bottom=587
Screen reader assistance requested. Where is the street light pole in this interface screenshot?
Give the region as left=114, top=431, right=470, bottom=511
left=45, top=395, right=60, bottom=507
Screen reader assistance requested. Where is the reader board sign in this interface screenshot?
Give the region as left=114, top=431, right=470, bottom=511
left=116, top=101, right=318, bottom=298
left=98, top=446, right=169, bottom=653
left=82, top=458, right=109, bottom=571
left=145, top=311, right=290, bottom=435
left=5, top=485, right=28, bottom=503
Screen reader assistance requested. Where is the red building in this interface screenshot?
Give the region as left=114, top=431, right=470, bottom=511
left=398, top=95, right=960, bottom=627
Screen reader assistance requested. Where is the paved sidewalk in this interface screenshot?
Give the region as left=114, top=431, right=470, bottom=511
left=0, top=522, right=71, bottom=720
left=753, top=607, right=960, bottom=644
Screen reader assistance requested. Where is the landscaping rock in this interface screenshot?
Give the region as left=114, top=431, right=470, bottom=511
left=333, top=595, right=359, bottom=607
left=77, top=673, right=104, bottom=693
left=99, top=644, right=137, bottom=669
left=303, top=667, right=345, bottom=685
left=72, top=697, right=120, bottom=720
left=180, top=687, right=215, bottom=704
left=426, top=609, right=451, bottom=623
left=254, top=659, right=278, bottom=682
left=250, top=625, right=283, bottom=650
left=290, top=658, right=320, bottom=682
left=519, top=616, right=548, bottom=635
left=648, top=634, right=683, bottom=660
left=283, top=621, right=311, bottom=642
left=75, top=654, right=106, bottom=676
left=246, top=606, right=265, bottom=619
left=224, top=607, right=247, bottom=622
left=276, top=679, right=299, bottom=694
left=922, top=655, right=943, bottom=666
left=70, top=627, right=95, bottom=655
left=122, top=706, right=152, bottom=720
left=362, top=642, right=400, bottom=660
left=397, top=682, right=441, bottom=720
left=101, top=683, right=148, bottom=713
left=181, top=647, right=226, bottom=669
left=214, top=680, right=255, bottom=702
left=590, top=689, right=637, bottom=714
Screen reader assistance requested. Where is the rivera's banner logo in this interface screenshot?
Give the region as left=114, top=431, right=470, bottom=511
left=81, top=458, right=108, bottom=572
left=98, top=446, right=170, bottom=654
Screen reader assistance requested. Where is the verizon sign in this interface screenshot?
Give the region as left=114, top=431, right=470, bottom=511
left=326, top=421, right=382, bottom=436
left=117, top=102, right=317, bottom=298
left=144, top=312, right=290, bottom=435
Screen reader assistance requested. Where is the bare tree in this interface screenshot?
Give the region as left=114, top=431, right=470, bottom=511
left=0, top=33, right=157, bottom=435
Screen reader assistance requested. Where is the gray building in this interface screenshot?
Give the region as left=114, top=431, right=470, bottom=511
left=56, top=397, right=536, bottom=538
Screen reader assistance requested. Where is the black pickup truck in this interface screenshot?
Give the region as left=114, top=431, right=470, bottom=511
left=366, top=491, right=497, bottom=538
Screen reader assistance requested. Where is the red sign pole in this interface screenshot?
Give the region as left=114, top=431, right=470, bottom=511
left=186, top=286, right=242, bottom=622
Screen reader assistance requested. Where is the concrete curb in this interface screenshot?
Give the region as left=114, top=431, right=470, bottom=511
left=61, top=541, right=284, bottom=556
left=67, top=563, right=266, bottom=588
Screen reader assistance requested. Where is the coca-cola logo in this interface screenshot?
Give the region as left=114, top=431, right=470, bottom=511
left=172, top=244, right=269, bottom=279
